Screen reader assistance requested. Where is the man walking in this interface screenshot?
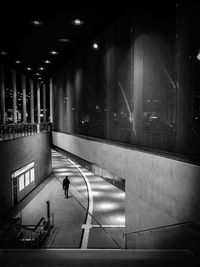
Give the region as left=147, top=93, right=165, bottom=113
left=63, top=176, right=70, bottom=198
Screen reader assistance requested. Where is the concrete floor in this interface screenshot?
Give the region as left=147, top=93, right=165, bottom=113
left=16, top=149, right=125, bottom=249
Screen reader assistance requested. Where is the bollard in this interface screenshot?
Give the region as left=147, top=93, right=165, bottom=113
left=46, top=200, right=50, bottom=220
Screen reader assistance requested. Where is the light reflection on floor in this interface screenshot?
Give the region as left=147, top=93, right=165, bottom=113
left=52, top=149, right=125, bottom=248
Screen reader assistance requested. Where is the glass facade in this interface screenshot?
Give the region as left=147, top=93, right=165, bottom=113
left=4, top=68, right=13, bottom=123
left=52, top=3, right=200, bottom=159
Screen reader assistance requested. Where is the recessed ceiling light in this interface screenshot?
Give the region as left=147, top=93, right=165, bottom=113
left=36, top=73, right=40, bottom=76
left=93, top=43, right=99, bottom=49
left=31, top=20, right=43, bottom=26
left=1, top=51, right=7, bottom=56
left=197, top=51, right=200, bottom=61
left=43, top=60, right=51, bottom=64
left=58, top=38, right=70, bottom=43
left=15, top=60, right=21, bottom=64
left=49, top=50, right=58, bottom=55
left=26, top=67, right=32, bottom=71
left=71, top=19, right=84, bottom=26
left=39, top=67, right=45, bottom=70
left=38, top=77, right=42, bottom=80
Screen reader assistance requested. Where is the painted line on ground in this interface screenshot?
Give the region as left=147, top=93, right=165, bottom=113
left=67, top=158, right=93, bottom=249
left=82, top=224, right=125, bottom=229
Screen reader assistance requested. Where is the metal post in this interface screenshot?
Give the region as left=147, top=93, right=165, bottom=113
left=46, top=200, right=50, bottom=220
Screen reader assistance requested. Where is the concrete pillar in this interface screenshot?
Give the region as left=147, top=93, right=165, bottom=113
left=43, top=83, right=46, bottom=122
left=22, top=75, right=27, bottom=123
left=0, top=66, right=5, bottom=124
left=12, top=71, right=17, bottom=123
left=30, top=79, right=34, bottom=123
left=37, top=82, right=40, bottom=123
left=49, top=78, right=53, bottom=123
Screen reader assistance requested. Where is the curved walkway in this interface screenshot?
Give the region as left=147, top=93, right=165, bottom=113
left=15, top=148, right=125, bottom=249
left=52, top=149, right=125, bottom=249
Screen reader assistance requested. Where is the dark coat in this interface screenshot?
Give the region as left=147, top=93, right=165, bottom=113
left=63, top=177, right=70, bottom=189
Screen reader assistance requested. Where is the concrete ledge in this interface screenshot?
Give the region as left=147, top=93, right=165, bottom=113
left=0, top=249, right=199, bottom=267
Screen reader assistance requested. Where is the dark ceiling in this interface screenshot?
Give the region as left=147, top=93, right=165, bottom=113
left=0, top=0, right=128, bottom=83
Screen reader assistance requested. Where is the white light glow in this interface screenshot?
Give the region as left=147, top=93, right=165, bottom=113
left=113, top=215, right=125, bottom=224
left=59, top=38, right=70, bottom=43
left=197, top=51, right=200, bottom=61
left=93, top=43, right=98, bottom=49
left=50, top=50, right=58, bottom=55
left=31, top=20, right=43, bottom=26
left=1, top=51, right=7, bottom=56
left=26, top=67, right=32, bottom=71
left=43, top=60, right=51, bottom=64
left=71, top=19, right=84, bottom=26
left=95, top=202, right=119, bottom=211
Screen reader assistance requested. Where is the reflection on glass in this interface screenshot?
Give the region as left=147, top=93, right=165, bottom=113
left=52, top=3, right=200, bottom=158
left=5, top=68, right=13, bottom=123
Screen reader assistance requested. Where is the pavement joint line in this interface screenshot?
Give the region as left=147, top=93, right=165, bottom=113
left=66, top=158, right=94, bottom=249
left=82, top=224, right=125, bottom=228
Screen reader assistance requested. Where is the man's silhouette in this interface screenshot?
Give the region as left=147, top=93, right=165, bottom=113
left=63, top=176, right=70, bottom=198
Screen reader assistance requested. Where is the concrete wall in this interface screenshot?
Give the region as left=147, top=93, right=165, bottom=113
left=52, top=131, right=200, bottom=232
left=0, top=133, right=52, bottom=217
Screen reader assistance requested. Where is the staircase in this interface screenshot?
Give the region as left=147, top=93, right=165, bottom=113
left=0, top=213, right=54, bottom=248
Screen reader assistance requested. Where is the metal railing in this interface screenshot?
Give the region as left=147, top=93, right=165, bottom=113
left=0, top=213, right=54, bottom=248
left=123, top=221, right=200, bottom=249
left=0, top=122, right=52, bottom=141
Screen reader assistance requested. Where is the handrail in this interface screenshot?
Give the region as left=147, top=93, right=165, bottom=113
left=0, top=219, right=40, bottom=233
left=123, top=221, right=200, bottom=237
left=32, top=217, right=46, bottom=231
left=0, top=122, right=52, bottom=142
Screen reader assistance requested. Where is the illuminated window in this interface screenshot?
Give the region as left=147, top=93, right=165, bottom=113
left=19, top=174, right=25, bottom=191
left=30, top=168, right=35, bottom=182
left=25, top=172, right=30, bottom=186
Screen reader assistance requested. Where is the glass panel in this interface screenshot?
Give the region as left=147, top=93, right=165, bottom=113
left=19, top=174, right=24, bottom=191
left=34, top=81, right=38, bottom=123
left=26, top=78, right=31, bottom=123
left=40, top=84, right=44, bottom=122
left=5, top=68, right=13, bottom=123
left=25, top=171, right=30, bottom=186
left=46, top=82, right=50, bottom=122
left=16, top=73, right=22, bottom=123
left=30, top=168, right=35, bottom=182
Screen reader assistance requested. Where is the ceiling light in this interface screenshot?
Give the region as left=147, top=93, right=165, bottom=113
left=39, top=67, right=45, bottom=70
left=71, top=19, right=84, bottom=26
left=197, top=51, right=200, bottom=61
left=38, top=77, right=42, bottom=80
left=26, top=67, right=32, bottom=71
left=15, top=60, right=21, bottom=64
left=43, top=60, right=51, bottom=64
left=1, top=51, right=7, bottom=56
left=93, top=43, right=99, bottom=49
left=35, top=73, right=40, bottom=76
left=49, top=50, right=58, bottom=55
left=59, top=38, right=70, bottom=43
left=31, top=20, right=43, bottom=26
